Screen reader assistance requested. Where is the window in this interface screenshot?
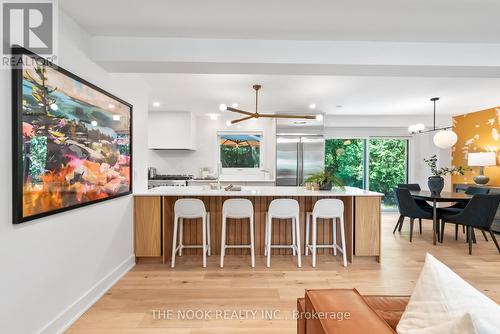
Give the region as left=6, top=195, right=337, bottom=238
left=218, top=133, right=262, bottom=169
left=325, top=138, right=409, bottom=210
left=325, top=139, right=365, bottom=188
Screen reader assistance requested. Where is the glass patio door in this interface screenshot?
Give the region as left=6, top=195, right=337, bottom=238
left=324, top=139, right=365, bottom=188
left=325, top=137, right=409, bottom=210
left=368, top=138, right=409, bottom=209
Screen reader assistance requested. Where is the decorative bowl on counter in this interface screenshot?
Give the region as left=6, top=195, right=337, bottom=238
left=224, top=184, right=242, bottom=191
left=209, top=183, right=220, bottom=190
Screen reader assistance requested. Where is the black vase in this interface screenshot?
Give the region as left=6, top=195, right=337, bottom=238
left=319, top=182, right=332, bottom=190
left=428, top=176, right=444, bottom=195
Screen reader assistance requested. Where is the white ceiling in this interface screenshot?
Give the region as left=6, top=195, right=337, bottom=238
left=144, top=74, right=500, bottom=117
left=61, top=0, right=500, bottom=43
left=61, top=1, right=500, bottom=118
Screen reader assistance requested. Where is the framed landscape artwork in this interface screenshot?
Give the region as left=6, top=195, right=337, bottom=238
left=12, top=47, right=133, bottom=224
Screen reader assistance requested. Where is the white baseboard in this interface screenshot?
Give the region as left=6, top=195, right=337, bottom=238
left=38, top=255, right=136, bottom=334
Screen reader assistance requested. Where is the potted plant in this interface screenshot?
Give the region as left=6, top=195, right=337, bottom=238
left=305, top=170, right=344, bottom=191
left=424, top=155, right=469, bottom=195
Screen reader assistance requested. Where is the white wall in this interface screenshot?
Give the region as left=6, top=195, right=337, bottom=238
left=411, top=132, right=452, bottom=191
left=148, top=116, right=276, bottom=178
left=0, top=11, right=148, bottom=334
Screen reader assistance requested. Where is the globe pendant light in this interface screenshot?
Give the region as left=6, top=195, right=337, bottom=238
left=433, top=129, right=458, bottom=149
left=408, top=97, right=458, bottom=149
left=430, top=98, right=457, bottom=149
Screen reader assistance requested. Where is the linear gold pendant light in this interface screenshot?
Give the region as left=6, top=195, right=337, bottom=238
left=220, top=84, right=320, bottom=124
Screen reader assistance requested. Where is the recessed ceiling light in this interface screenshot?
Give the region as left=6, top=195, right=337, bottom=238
left=91, top=120, right=98, bottom=126
left=225, top=120, right=232, bottom=127
left=219, top=103, right=228, bottom=111
left=315, top=114, right=324, bottom=121
left=231, top=103, right=238, bottom=108
left=108, top=103, right=115, bottom=109
left=309, top=103, right=316, bottom=110
left=152, top=101, right=160, bottom=107
left=113, top=114, right=121, bottom=121
left=209, top=114, right=219, bottom=121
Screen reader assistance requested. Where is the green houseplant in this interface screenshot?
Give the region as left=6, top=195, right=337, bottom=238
left=305, top=169, right=344, bottom=191
left=424, top=155, right=469, bottom=195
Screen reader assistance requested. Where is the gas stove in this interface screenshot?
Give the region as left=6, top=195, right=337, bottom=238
left=148, top=174, right=193, bottom=188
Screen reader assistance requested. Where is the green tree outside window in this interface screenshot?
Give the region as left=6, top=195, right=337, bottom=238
left=325, top=138, right=408, bottom=209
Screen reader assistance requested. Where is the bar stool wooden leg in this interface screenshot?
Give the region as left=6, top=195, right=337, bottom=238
left=171, top=215, right=179, bottom=268
left=264, top=214, right=268, bottom=257
left=305, top=213, right=310, bottom=256
left=250, top=216, right=255, bottom=267
left=178, top=218, right=183, bottom=256
left=220, top=215, right=227, bottom=268
left=340, top=216, right=347, bottom=267
left=202, top=216, right=207, bottom=268
left=207, top=213, right=211, bottom=256
left=332, top=219, right=337, bottom=256
left=266, top=215, right=272, bottom=268
left=311, top=216, right=317, bottom=268
left=295, top=216, right=302, bottom=268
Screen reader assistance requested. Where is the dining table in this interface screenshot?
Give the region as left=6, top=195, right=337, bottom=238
left=409, top=191, right=473, bottom=245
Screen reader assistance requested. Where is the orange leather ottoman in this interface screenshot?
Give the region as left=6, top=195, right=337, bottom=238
left=297, top=298, right=306, bottom=334
left=363, top=295, right=410, bottom=331
left=297, top=289, right=409, bottom=334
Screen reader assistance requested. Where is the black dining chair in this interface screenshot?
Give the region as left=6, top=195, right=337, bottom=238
left=393, top=184, right=431, bottom=234
left=438, top=187, right=491, bottom=242
left=394, top=188, right=434, bottom=242
left=398, top=183, right=433, bottom=208
left=440, top=194, right=500, bottom=255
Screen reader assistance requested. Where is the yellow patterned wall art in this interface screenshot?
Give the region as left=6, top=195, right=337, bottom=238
left=452, top=107, right=500, bottom=186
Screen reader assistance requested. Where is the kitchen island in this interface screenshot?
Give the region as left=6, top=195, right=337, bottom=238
left=133, top=186, right=383, bottom=265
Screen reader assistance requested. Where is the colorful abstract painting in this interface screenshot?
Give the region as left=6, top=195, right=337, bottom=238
left=12, top=49, right=132, bottom=224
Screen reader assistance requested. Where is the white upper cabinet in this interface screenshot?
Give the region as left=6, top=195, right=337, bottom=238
left=148, top=111, right=196, bottom=150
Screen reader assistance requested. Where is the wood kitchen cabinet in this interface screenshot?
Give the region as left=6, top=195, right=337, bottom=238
left=354, top=196, right=381, bottom=260
left=134, top=196, right=162, bottom=257
left=133, top=189, right=382, bottom=264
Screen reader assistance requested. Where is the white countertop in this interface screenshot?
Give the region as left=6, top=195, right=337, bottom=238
left=189, top=179, right=275, bottom=183
left=134, top=186, right=383, bottom=197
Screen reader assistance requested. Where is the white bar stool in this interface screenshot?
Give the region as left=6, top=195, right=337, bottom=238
left=220, top=199, right=255, bottom=268
left=171, top=199, right=211, bottom=268
left=305, top=199, right=347, bottom=267
left=264, top=199, right=301, bottom=268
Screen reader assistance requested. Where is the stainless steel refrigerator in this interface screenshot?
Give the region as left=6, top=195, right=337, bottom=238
left=276, top=135, right=325, bottom=186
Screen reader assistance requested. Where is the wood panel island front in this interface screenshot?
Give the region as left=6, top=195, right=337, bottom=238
left=133, top=186, right=383, bottom=265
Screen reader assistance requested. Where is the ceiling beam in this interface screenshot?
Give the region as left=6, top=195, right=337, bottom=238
left=90, top=37, right=500, bottom=77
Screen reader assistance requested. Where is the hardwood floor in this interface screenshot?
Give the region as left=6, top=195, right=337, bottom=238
left=67, top=213, right=500, bottom=333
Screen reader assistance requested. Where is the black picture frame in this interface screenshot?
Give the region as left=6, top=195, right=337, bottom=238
left=11, top=46, right=133, bottom=224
